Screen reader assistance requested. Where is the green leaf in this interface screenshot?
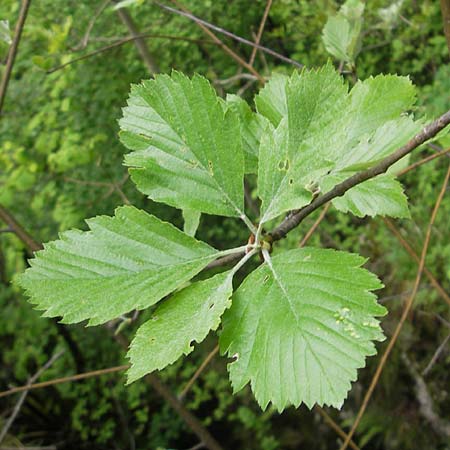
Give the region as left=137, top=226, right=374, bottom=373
left=255, top=66, right=419, bottom=220
left=17, top=206, right=219, bottom=325
left=226, top=94, right=266, bottom=173
left=182, top=208, right=201, bottom=237
left=254, top=73, right=288, bottom=127
left=321, top=173, right=410, bottom=218
left=258, top=65, right=345, bottom=222
left=220, top=248, right=386, bottom=411
left=120, top=72, right=245, bottom=217
left=127, top=271, right=234, bottom=383
left=322, top=0, right=365, bottom=63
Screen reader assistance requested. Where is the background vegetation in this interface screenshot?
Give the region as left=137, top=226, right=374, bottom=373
left=0, top=0, right=449, bottom=449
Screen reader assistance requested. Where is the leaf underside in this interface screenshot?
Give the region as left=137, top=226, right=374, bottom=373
left=220, top=248, right=386, bottom=411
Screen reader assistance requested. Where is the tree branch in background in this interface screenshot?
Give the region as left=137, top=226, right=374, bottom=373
left=165, top=0, right=265, bottom=83
left=397, top=147, right=450, bottom=176
left=46, top=33, right=216, bottom=74
left=382, top=217, right=450, bottom=307
left=270, top=110, right=450, bottom=241
left=0, top=205, right=42, bottom=253
left=0, top=350, right=64, bottom=444
left=248, top=0, right=273, bottom=67
left=155, top=1, right=303, bottom=70
left=116, top=6, right=160, bottom=73
left=0, top=0, right=32, bottom=116
left=440, top=0, right=450, bottom=54
left=339, top=164, right=450, bottom=450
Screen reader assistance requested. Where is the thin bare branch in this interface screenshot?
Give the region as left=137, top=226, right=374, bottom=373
left=382, top=217, right=450, bottom=307
left=154, top=1, right=303, bottom=69
left=299, top=203, right=330, bottom=247
left=0, top=0, right=32, bottom=116
left=422, top=332, right=450, bottom=377
left=440, top=0, right=450, bottom=54
left=178, top=345, right=219, bottom=401
left=0, top=205, right=42, bottom=252
left=339, top=164, right=450, bottom=450
left=0, top=351, right=64, bottom=444
left=165, top=0, right=264, bottom=83
left=248, top=0, right=273, bottom=67
left=0, top=364, right=129, bottom=399
left=396, top=147, right=450, bottom=176
left=270, top=110, right=450, bottom=242
left=315, top=407, right=360, bottom=450
left=46, top=33, right=216, bottom=74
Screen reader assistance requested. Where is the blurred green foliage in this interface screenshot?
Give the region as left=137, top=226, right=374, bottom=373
left=0, top=0, right=449, bottom=449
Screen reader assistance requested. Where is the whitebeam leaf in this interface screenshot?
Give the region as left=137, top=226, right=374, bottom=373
left=220, top=248, right=386, bottom=411
left=127, top=271, right=234, bottom=383
left=226, top=94, right=266, bottom=173
left=321, top=173, right=410, bottom=218
left=17, top=206, right=219, bottom=325
left=120, top=72, right=245, bottom=217
left=255, top=65, right=419, bottom=220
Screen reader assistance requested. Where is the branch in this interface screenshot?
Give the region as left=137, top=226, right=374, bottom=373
left=0, top=0, right=32, bottom=116
left=154, top=1, right=303, bottom=69
left=46, top=33, right=216, bottom=74
left=115, top=6, right=160, bottom=73
left=0, top=204, right=42, bottom=253
left=248, top=0, right=273, bottom=67
left=0, top=350, right=64, bottom=444
left=270, top=110, right=450, bottom=241
left=441, top=0, right=450, bottom=54
left=339, top=164, right=450, bottom=450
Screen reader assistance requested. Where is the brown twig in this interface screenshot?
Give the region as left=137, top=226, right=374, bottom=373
left=0, top=0, right=32, bottom=116
left=46, top=33, right=217, bottom=74
left=0, top=205, right=42, bottom=252
left=178, top=345, right=219, bottom=401
left=116, top=6, right=160, bottom=73
left=422, top=332, right=450, bottom=377
left=315, top=407, right=360, bottom=450
left=248, top=0, right=273, bottom=67
left=0, top=364, right=129, bottom=399
left=0, top=350, right=64, bottom=444
left=440, top=0, right=450, bottom=54
left=339, top=164, right=450, bottom=450
left=382, top=217, right=450, bottom=307
left=155, top=1, right=302, bottom=70
left=270, top=110, right=450, bottom=242
left=396, top=147, right=450, bottom=176
left=299, top=203, right=331, bottom=247
left=165, top=0, right=264, bottom=83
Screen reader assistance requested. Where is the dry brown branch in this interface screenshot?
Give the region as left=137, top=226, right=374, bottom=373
left=382, top=217, right=450, bottom=307
left=315, top=407, right=360, bottom=450
left=0, top=351, right=64, bottom=444
left=339, top=164, right=450, bottom=450
left=0, top=364, right=129, bottom=399
left=179, top=345, right=219, bottom=401
left=299, top=203, right=331, bottom=247
left=0, top=0, right=32, bottom=115
left=396, top=147, right=450, bottom=176
left=422, top=332, right=450, bottom=377
left=440, top=0, right=450, bottom=53
left=248, top=0, right=273, bottom=66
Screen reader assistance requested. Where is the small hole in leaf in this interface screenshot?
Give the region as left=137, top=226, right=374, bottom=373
left=289, top=178, right=294, bottom=185
left=208, top=160, right=214, bottom=174
left=209, top=303, right=215, bottom=310
left=263, top=274, right=270, bottom=284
